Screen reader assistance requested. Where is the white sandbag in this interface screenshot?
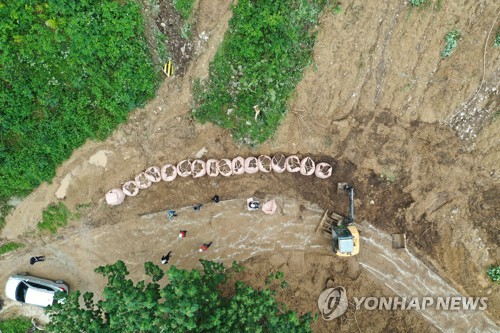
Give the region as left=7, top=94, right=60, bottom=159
left=218, top=159, right=233, bottom=177
left=271, top=154, right=286, bottom=173
left=161, top=164, right=177, bottom=182
left=135, top=172, right=152, bottom=189
left=192, top=159, right=206, bottom=178
left=122, top=180, right=139, bottom=196
left=244, top=157, right=259, bottom=174
left=262, top=199, right=277, bottom=215
left=285, top=155, right=301, bottom=173
left=232, top=157, right=245, bottom=175
left=105, top=189, right=125, bottom=205
left=300, top=156, right=315, bottom=176
left=206, top=159, right=219, bottom=177
left=177, top=160, right=192, bottom=177
left=258, top=155, right=272, bottom=173
left=144, top=166, right=162, bottom=182
left=315, top=163, right=333, bottom=179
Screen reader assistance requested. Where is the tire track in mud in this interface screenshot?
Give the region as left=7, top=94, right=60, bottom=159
left=374, top=1, right=406, bottom=106
left=359, top=221, right=499, bottom=333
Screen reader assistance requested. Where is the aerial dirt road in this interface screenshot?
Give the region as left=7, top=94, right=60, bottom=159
left=1, top=197, right=497, bottom=332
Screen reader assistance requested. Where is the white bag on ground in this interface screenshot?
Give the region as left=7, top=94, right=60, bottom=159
left=315, top=162, right=332, bottom=179
left=145, top=166, right=162, bottom=182
left=122, top=181, right=139, bottom=196
left=135, top=172, right=152, bottom=189
left=244, top=157, right=259, bottom=174
left=262, top=199, right=277, bottom=215
left=161, top=164, right=177, bottom=182
left=106, top=189, right=125, bottom=205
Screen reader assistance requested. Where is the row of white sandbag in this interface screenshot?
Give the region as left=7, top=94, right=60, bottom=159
left=105, top=155, right=332, bottom=205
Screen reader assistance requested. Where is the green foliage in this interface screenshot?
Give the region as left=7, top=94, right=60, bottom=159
left=440, top=29, right=461, bottom=58
left=487, top=265, right=500, bottom=282
left=193, top=0, right=327, bottom=145
left=494, top=28, right=500, bottom=48
left=381, top=166, right=397, bottom=183
left=434, top=0, right=443, bottom=11
left=231, top=260, right=244, bottom=273
left=181, top=22, right=192, bottom=40
left=410, top=0, right=426, bottom=6
left=174, top=0, right=196, bottom=21
left=37, top=202, right=72, bottom=234
left=0, top=241, right=23, bottom=255
left=409, top=0, right=440, bottom=11
left=0, top=200, right=15, bottom=230
left=46, top=260, right=313, bottom=332
left=327, top=0, right=342, bottom=14
left=0, top=316, right=32, bottom=333
left=0, top=0, right=158, bottom=200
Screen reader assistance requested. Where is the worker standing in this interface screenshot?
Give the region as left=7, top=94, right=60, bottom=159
left=29, top=256, right=45, bottom=265
left=167, top=210, right=177, bottom=221
left=199, top=242, right=213, bottom=252
left=161, top=251, right=172, bottom=264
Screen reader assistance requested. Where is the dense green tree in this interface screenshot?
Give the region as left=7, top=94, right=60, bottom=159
left=46, top=260, right=313, bottom=332
left=193, top=0, right=327, bottom=144
left=0, top=0, right=158, bottom=199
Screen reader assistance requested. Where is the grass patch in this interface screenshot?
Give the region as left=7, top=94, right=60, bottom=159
left=441, top=29, right=460, bottom=58
left=410, top=0, right=426, bottom=6
left=0, top=317, right=32, bottom=333
left=0, top=1, right=158, bottom=200
left=193, top=0, right=327, bottom=145
left=494, top=28, right=500, bottom=48
left=408, top=0, right=441, bottom=11
left=0, top=200, right=15, bottom=230
left=381, top=167, right=398, bottom=183
left=434, top=0, right=443, bottom=11
left=327, top=0, right=342, bottom=15
left=38, top=202, right=73, bottom=234
left=0, top=242, right=24, bottom=256
left=487, top=265, right=500, bottom=283
left=173, top=0, right=196, bottom=21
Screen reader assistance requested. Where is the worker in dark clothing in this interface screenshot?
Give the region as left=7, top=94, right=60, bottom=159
left=193, top=204, right=203, bottom=211
left=212, top=195, right=220, bottom=203
left=248, top=200, right=260, bottom=210
left=161, top=251, right=172, bottom=264
left=30, top=256, right=45, bottom=265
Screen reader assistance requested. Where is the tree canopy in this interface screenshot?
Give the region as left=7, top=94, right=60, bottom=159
left=0, top=0, right=158, bottom=199
left=46, top=260, right=314, bottom=332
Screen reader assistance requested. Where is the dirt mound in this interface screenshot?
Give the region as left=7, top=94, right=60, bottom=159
left=233, top=251, right=438, bottom=333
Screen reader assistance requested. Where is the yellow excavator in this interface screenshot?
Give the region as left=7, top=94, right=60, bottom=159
left=317, top=183, right=360, bottom=256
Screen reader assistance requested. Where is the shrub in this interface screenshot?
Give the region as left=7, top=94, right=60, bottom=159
left=0, top=201, right=15, bottom=230
left=410, top=0, right=425, bottom=6
left=0, top=0, right=158, bottom=200
left=193, top=0, right=327, bottom=145
left=46, top=260, right=313, bottom=332
left=0, top=242, right=23, bottom=256
left=38, top=202, right=71, bottom=234
left=0, top=317, right=32, bottom=333
left=494, top=28, right=500, bottom=48
left=440, top=29, right=461, bottom=58
left=487, top=265, right=500, bottom=282
left=174, top=0, right=196, bottom=21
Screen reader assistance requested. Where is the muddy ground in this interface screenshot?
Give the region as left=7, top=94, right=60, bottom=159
left=1, top=0, right=499, bottom=331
